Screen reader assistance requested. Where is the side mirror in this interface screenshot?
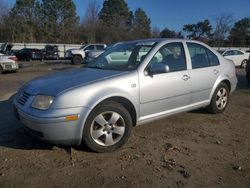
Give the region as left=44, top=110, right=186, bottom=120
left=146, top=63, right=170, bottom=75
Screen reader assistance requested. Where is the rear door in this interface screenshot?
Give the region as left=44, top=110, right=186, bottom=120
left=187, top=42, right=220, bottom=104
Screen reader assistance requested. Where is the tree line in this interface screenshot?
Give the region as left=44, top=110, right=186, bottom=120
left=0, top=0, right=249, bottom=47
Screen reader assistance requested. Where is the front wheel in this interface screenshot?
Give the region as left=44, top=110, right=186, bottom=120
left=207, top=83, right=229, bottom=114
left=72, top=55, right=83, bottom=65
left=82, top=101, right=132, bottom=153
left=0, top=66, right=3, bottom=74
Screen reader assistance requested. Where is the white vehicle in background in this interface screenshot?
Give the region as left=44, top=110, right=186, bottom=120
left=0, top=55, right=18, bottom=74
left=65, top=44, right=106, bottom=64
left=218, top=49, right=250, bottom=68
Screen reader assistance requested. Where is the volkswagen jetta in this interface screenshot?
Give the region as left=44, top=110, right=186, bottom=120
left=14, top=39, right=237, bottom=152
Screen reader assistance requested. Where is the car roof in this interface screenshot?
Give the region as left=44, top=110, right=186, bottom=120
left=117, top=38, right=207, bottom=46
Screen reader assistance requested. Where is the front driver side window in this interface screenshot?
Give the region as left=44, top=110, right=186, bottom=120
left=85, top=45, right=95, bottom=51
left=148, top=42, right=187, bottom=72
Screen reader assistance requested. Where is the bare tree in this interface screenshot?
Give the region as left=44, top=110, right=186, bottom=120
left=82, top=0, right=101, bottom=43
left=213, top=13, right=235, bottom=46
left=0, top=0, right=10, bottom=42
left=151, top=27, right=160, bottom=38
left=0, top=0, right=9, bottom=19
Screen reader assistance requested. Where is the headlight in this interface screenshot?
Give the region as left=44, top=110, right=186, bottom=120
left=31, top=95, right=54, bottom=110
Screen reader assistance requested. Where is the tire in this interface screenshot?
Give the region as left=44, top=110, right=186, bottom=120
left=82, top=101, right=133, bottom=153
left=247, top=70, right=250, bottom=84
left=207, top=82, right=229, bottom=114
left=241, top=59, right=248, bottom=69
left=26, top=56, right=31, bottom=61
left=72, top=55, right=83, bottom=65
left=0, top=66, right=3, bottom=74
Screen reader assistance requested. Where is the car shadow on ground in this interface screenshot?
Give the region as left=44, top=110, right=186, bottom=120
left=0, top=94, right=91, bottom=152
left=0, top=94, right=54, bottom=150
left=236, top=72, right=250, bottom=90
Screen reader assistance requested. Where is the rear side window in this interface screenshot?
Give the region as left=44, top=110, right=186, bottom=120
left=187, top=43, right=219, bottom=69
left=206, top=49, right=219, bottom=66
left=96, top=45, right=105, bottom=50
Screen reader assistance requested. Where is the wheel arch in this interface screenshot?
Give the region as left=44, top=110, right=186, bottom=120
left=209, top=75, right=232, bottom=101
left=78, top=94, right=139, bottom=144
left=221, top=79, right=231, bottom=92
left=98, top=96, right=137, bottom=127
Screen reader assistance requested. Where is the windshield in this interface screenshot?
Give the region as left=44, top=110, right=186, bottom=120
left=80, top=45, right=87, bottom=49
left=0, top=43, right=5, bottom=51
left=217, top=50, right=225, bottom=54
left=87, top=42, right=157, bottom=71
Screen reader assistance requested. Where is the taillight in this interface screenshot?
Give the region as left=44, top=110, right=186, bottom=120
left=8, top=56, right=18, bottom=61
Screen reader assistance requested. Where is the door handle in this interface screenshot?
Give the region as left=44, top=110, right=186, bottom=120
left=213, top=69, right=219, bottom=75
left=182, top=75, right=190, bottom=81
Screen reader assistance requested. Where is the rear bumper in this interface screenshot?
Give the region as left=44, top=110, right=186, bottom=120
left=14, top=104, right=90, bottom=145
left=1, top=63, right=18, bottom=71
left=230, top=76, right=238, bottom=93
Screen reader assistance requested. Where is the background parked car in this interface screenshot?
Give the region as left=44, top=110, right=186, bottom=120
left=42, top=45, right=60, bottom=60
left=0, top=55, right=18, bottom=74
left=0, top=43, right=13, bottom=55
left=65, top=44, right=106, bottom=64
left=218, top=49, right=250, bottom=68
left=15, top=48, right=44, bottom=61
left=246, top=55, right=250, bottom=83
left=85, top=43, right=121, bottom=63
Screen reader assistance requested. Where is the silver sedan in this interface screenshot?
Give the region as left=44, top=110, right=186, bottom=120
left=14, top=39, right=237, bottom=152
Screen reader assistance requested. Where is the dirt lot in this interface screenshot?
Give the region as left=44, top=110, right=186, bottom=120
left=0, top=62, right=249, bottom=188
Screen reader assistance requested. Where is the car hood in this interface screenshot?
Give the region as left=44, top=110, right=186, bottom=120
left=67, top=48, right=79, bottom=52
left=23, top=68, right=125, bottom=96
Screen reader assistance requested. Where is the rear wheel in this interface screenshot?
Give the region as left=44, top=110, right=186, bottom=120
left=26, top=56, right=31, bottom=61
left=72, top=55, right=83, bottom=65
left=241, top=59, right=247, bottom=68
left=82, top=101, right=132, bottom=153
left=207, top=82, right=229, bottom=114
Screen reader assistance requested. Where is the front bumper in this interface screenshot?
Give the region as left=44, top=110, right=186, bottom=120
left=14, top=102, right=91, bottom=145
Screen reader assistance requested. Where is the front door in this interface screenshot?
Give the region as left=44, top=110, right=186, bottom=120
left=139, top=42, right=191, bottom=119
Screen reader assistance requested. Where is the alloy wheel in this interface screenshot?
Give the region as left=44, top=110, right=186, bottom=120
left=90, top=111, right=125, bottom=146
left=216, top=88, right=228, bottom=110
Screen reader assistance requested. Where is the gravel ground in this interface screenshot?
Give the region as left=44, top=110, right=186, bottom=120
left=0, top=63, right=249, bottom=188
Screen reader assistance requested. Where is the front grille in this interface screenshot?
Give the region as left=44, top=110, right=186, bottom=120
left=17, top=90, right=31, bottom=106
